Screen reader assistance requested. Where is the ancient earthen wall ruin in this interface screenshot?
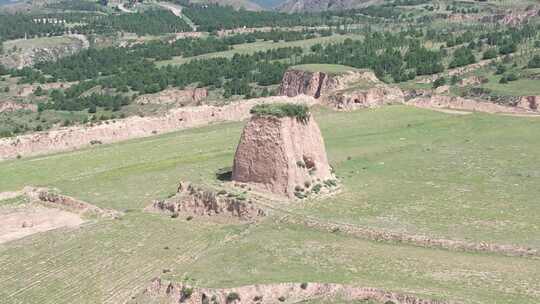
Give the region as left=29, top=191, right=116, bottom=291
left=0, top=95, right=317, bottom=161
left=408, top=95, right=538, bottom=114
left=146, top=181, right=266, bottom=220
left=232, top=113, right=333, bottom=198
left=141, top=279, right=450, bottom=304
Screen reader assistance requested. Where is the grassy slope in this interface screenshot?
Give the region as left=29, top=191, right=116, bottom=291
left=1, top=106, right=540, bottom=303
left=3, top=36, right=79, bottom=51
left=291, top=63, right=358, bottom=74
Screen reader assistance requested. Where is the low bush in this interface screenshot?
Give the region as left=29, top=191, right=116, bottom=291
left=250, top=103, right=310, bottom=123
left=226, top=292, right=240, bottom=303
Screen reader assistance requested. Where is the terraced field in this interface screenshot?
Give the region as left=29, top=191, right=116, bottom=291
left=1, top=106, right=540, bottom=303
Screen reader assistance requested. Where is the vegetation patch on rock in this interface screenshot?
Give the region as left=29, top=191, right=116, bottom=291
left=250, top=103, right=310, bottom=123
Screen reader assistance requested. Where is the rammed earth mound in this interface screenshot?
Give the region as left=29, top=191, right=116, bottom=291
left=233, top=103, right=334, bottom=198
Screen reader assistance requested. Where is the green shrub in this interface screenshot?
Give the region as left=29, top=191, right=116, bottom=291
left=482, top=49, right=498, bottom=60
left=181, top=286, right=193, bottom=299
left=226, top=292, right=240, bottom=303
left=433, top=77, right=446, bottom=89
left=312, top=184, right=322, bottom=194
left=300, top=282, right=308, bottom=289
left=324, top=179, right=337, bottom=187
left=294, top=191, right=306, bottom=199
left=527, top=55, right=540, bottom=69
left=250, top=103, right=310, bottom=123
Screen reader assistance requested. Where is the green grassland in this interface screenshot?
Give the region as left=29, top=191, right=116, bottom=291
left=292, top=64, right=359, bottom=75
left=482, top=76, right=540, bottom=96
left=1, top=106, right=540, bottom=303
left=3, top=35, right=81, bottom=51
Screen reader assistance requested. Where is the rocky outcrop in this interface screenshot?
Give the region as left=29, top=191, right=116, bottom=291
left=501, top=7, right=539, bottom=26
left=517, top=96, right=540, bottom=112
left=0, top=35, right=89, bottom=69
left=232, top=110, right=333, bottom=198
left=457, top=76, right=488, bottom=87
left=139, top=279, right=450, bottom=304
left=281, top=215, right=540, bottom=258
left=279, top=68, right=403, bottom=110
left=279, top=69, right=336, bottom=98
left=408, top=95, right=538, bottom=114
left=0, top=95, right=317, bottom=161
left=146, top=181, right=266, bottom=220
left=325, top=85, right=404, bottom=110
left=0, top=101, right=37, bottom=113
left=135, top=88, right=207, bottom=106
left=279, top=68, right=379, bottom=99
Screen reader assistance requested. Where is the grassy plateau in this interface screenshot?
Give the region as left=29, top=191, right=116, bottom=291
left=1, top=106, right=539, bottom=303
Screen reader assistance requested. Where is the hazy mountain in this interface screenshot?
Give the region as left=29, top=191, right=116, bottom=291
left=277, top=0, right=380, bottom=12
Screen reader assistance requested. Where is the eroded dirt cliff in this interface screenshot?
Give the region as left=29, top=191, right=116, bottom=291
left=278, top=68, right=404, bottom=110
left=146, top=181, right=266, bottom=221
left=138, top=279, right=450, bottom=304
left=0, top=95, right=317, bottom=161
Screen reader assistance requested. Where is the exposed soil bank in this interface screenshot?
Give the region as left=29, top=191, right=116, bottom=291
left=138, top=279, right=451, bottom=304
left=0, top=95, right=317, bottom=161
left=408, top=95, right=538, bottom=115
left=23, top=186, right=120, bottom=218
left=279, top=68, right=404, bottom=110
left=281, top=215, right=539, bottom=258
left=146, top=181, right=266, bottom=221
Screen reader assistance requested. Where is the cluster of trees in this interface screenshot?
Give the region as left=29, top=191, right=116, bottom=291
left=36, top=47, right=144, bottom=82
left=483, top=25, right=537, bottom=52
left=182, top=5, right=330, bottom=32
left=35, top=30, right=310, bottom=83
left=445, top=30, right=475, bottom=47
left=528, top=55, right=540, bottom=69
left=449, top=47, right=476, bottom=68
left=1, top=8, right=195, bottom=41
left=300, top=32, right=443, bottom=82
left=447, top=5, right=480, bottom=14
left=40, top=91, right=130, bottom=112
left=223, top=30, right=318, bottom=44
left=391, top=0, right=429, bottom=6
left=46, top=0, right=106, bottom=12
left=76, top=10, right=192, bottom=36
left=358, top=5, right=402, bottom=19
left=0, top=14, right=65, bottom=40
left=33, top=44, right=302, bottom=112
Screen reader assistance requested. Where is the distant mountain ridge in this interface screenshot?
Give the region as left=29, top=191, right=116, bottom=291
left=277, top=0, right=379, bottom=12
left=190, top=0, right=264, bottom=11
left=250, top=0, right=286, bottom=8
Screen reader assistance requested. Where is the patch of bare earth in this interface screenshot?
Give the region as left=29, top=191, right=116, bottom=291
left=0, top=204, right=83, bottom=244
left=0, top=187, right=120, bottom=244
